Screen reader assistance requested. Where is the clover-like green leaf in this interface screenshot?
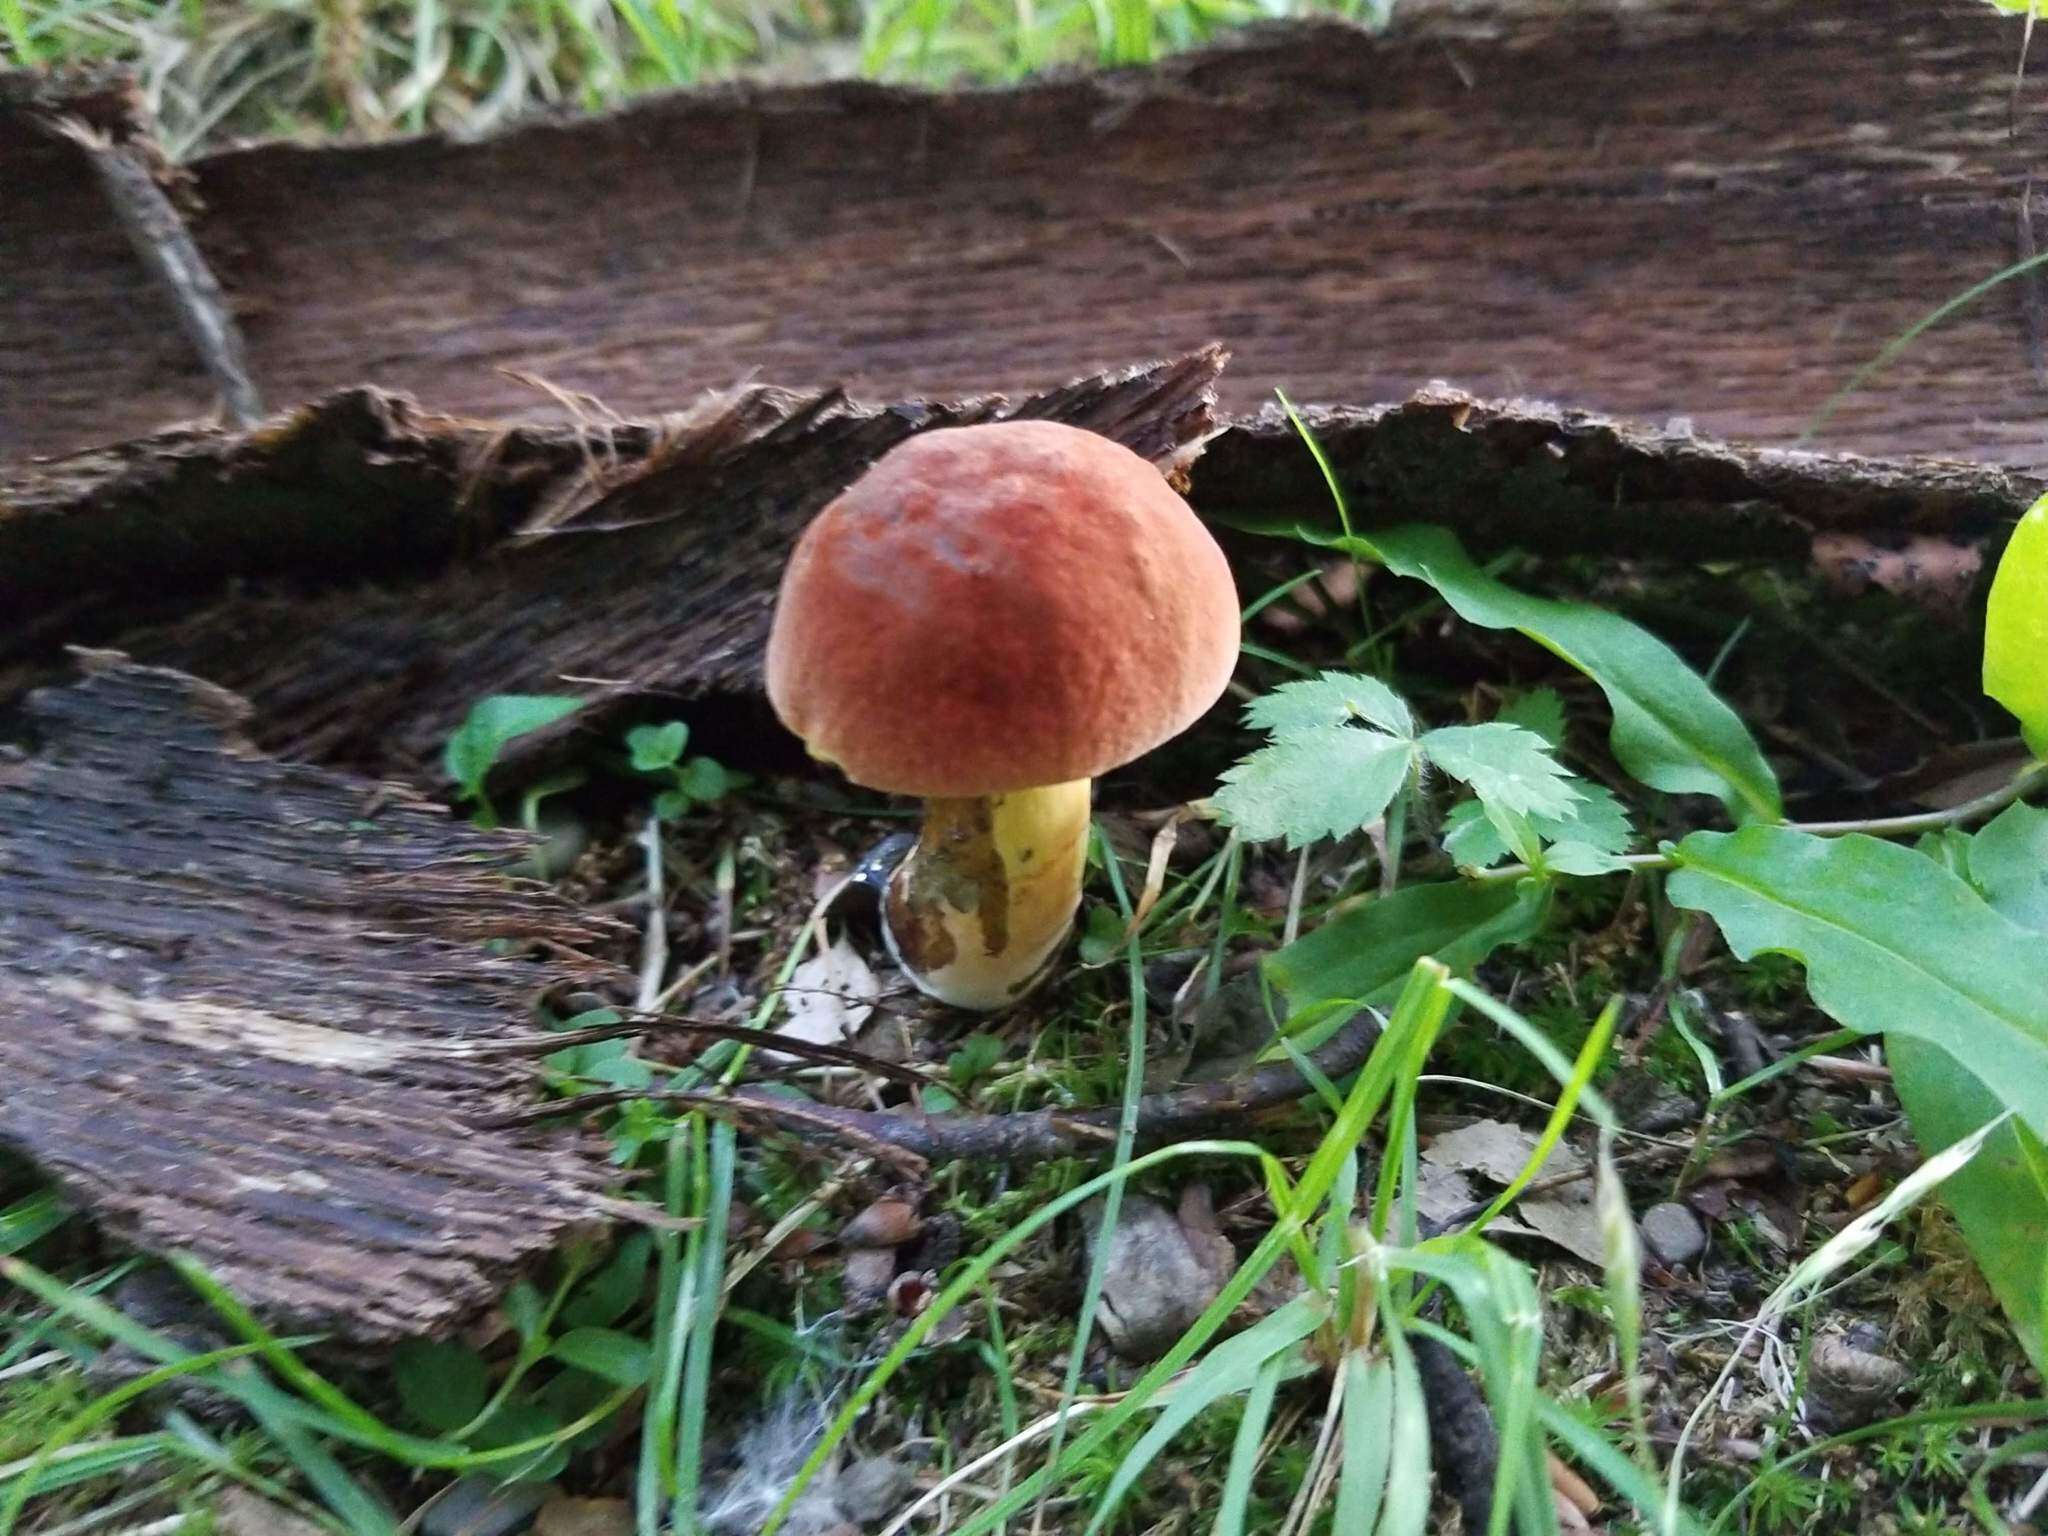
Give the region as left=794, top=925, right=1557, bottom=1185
left=1212, top=725, right=1416, bottom=847
left=1244, top=671, right=1415, bottom=741
left=1420, top=723, right=1582, bottom=820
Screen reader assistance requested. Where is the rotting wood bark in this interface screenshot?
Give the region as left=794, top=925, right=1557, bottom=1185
left=3, top=361, right=2032, bottom=794
left=0, top=655, right=632, bottom=1341
left=3, top=351, right=1228, bottom=785
left=8, top=0, right=2048, bottom=465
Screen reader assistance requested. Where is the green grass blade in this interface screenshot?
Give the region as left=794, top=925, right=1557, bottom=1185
left=0, top=1193, right=67, bottom=1257
left=759, top=1138, right=1276, bottom=1536
left=1210, top=1347, right=1288, bottom=1536
left=1035, top=825, right=1153, bottom=1520
left=1083, top=1292, right=1323, bottom=1535
left=1334, top=1353, right=1393, bottom=1536
left=1375, top=1307, right=1430, bottom=1536
left=671, top=1119, right=736, bottom=1530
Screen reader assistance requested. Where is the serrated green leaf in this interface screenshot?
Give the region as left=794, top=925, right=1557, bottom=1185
left=1969, top=802, right=2048, bottom=931
left=1540, top=841, right=1637, bottom=877
left=444, top=694, right=583, bottom=804
left=1245, top=671, right=1415, bottom=741
left=1891, top=1037, right=2048, bottom=1375
left=1420, top=722, right=1582, bottom=820
left=1498, top=687, right=1567, bottom=748
left=948, top=1033, right=1005, bottom=1087
left=1985, top=495, right=2048, bottom=757
left=1667, top=828, right=2048, bottom=1136
left=1441, top=800, right=1506, bottom=868
left=1359, top=526, right=1781, bottom=822
left=1213, top=725, right=1416, bottom=847
left=653, top=788, right=694, bottom=821
left=1442, top=781, right=1632, bottom=872
left=551, top=1327, right=653, bottom=1387
left=1266, top=879, right=1551, bottom=1011
left=392, top=1339, right=489, bottom=1434
left=627, top=721, right=689, bottom=771
left=1547, top=781, right=1633, bottom=854
left=1078, top=903, right=1125, bottom=965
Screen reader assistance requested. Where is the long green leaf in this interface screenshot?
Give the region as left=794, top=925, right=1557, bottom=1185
left=1085, top=1294, right=1325, bottom=1532
left=1968, top=801, right=2048, bottom=929
left=1267, top=879, right=1549, bottom=1013
left=1210, top=1342, right=1293, bottom=1536
left=1669, top=827, right=2048, bottom=1371
left=1360, top=525, right=1780, bottom=821
left=1375, top=1308, right=1431, bottom=1536
left=1668, top=828, right=2048, bottom=1136
left=1335, top=1354, right=1393, bottom=1536
left=1891, top=1038, right=2048, bottom=1374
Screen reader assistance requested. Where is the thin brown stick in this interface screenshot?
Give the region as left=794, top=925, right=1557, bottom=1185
left=487, top=1010, right=1381, bottom=1167
left=51, top=118, right=263, bottom=428
left=620, top=1011, right=1381, bottom=1168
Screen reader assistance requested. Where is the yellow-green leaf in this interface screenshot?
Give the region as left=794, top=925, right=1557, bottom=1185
left=1986, top=494, right=2048, bottom=758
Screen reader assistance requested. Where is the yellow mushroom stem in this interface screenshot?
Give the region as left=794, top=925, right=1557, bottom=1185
left=880, top=779, right=1093, bottom=1010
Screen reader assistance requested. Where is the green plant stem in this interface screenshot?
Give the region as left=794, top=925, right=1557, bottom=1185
left=1471, top=763, right=2047, bottom=883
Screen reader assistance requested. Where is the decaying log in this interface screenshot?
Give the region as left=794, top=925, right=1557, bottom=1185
left=7, top=0, right=2048, bottom=465
left=0, top=656, right=628, bottom=1340
left=3, top=360, right=2032, bottom=792
left=3, top=352, right=1227, bottom=782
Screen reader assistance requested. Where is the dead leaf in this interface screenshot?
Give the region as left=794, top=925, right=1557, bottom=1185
left=1424, top=1120, right=1610, bottom=1263
left=1423, top=1119, right=1586, bottom=1191
left=773, top=935, right=877, bottom=1057
left=1515, top=1199, right=1613, bottom=1267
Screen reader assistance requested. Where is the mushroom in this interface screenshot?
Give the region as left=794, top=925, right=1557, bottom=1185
left=765, top=420, right=1240, bottom=1010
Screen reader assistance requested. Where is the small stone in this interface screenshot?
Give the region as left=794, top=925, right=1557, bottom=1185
left=423, top=1476, right=552, bottom=1536
left=833, top=1455, right=916, bottom=1523
left=215, top=1489, right=327, bottom=1536
left=1639, top=1202, right=1707, bottom=1267
left=842, top=1245, right=897, bottom=1313
left=1804, top=1326, right=1910, bottom=1431
left=536, top=1496, right=634, bottom=1536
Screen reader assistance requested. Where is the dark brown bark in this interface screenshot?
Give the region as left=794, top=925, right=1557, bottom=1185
left=0, top=656, right=629, bottom=1340
left=3, top=353, right=1227, bottom=784
left=4, top=365, right=2030, bottom=796
left=8, top=2, right=2048, bottom=466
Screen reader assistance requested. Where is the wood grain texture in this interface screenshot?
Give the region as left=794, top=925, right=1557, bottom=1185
left=6, top=0, right=2048, bottom=464
left=0, top=657, right=625, bottom=1339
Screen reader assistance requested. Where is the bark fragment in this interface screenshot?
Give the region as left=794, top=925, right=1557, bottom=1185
left=0, top=657, right=625, bottom=1340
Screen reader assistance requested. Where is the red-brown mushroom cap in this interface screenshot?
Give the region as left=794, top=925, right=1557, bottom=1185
left=765, top=421, right=1240, bottom=797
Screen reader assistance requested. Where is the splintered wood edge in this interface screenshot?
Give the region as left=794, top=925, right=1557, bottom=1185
left=0, top=658, right=634, bottom=1341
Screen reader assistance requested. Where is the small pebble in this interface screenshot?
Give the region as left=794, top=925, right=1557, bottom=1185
left=1640, top=1201, right=1707, bottom=1267
left=423, top=1477, right=552, bottom=1536
left=834, top=1455, right=916, bottom=1524
left=536, top=1496, right=634, bottom=1536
